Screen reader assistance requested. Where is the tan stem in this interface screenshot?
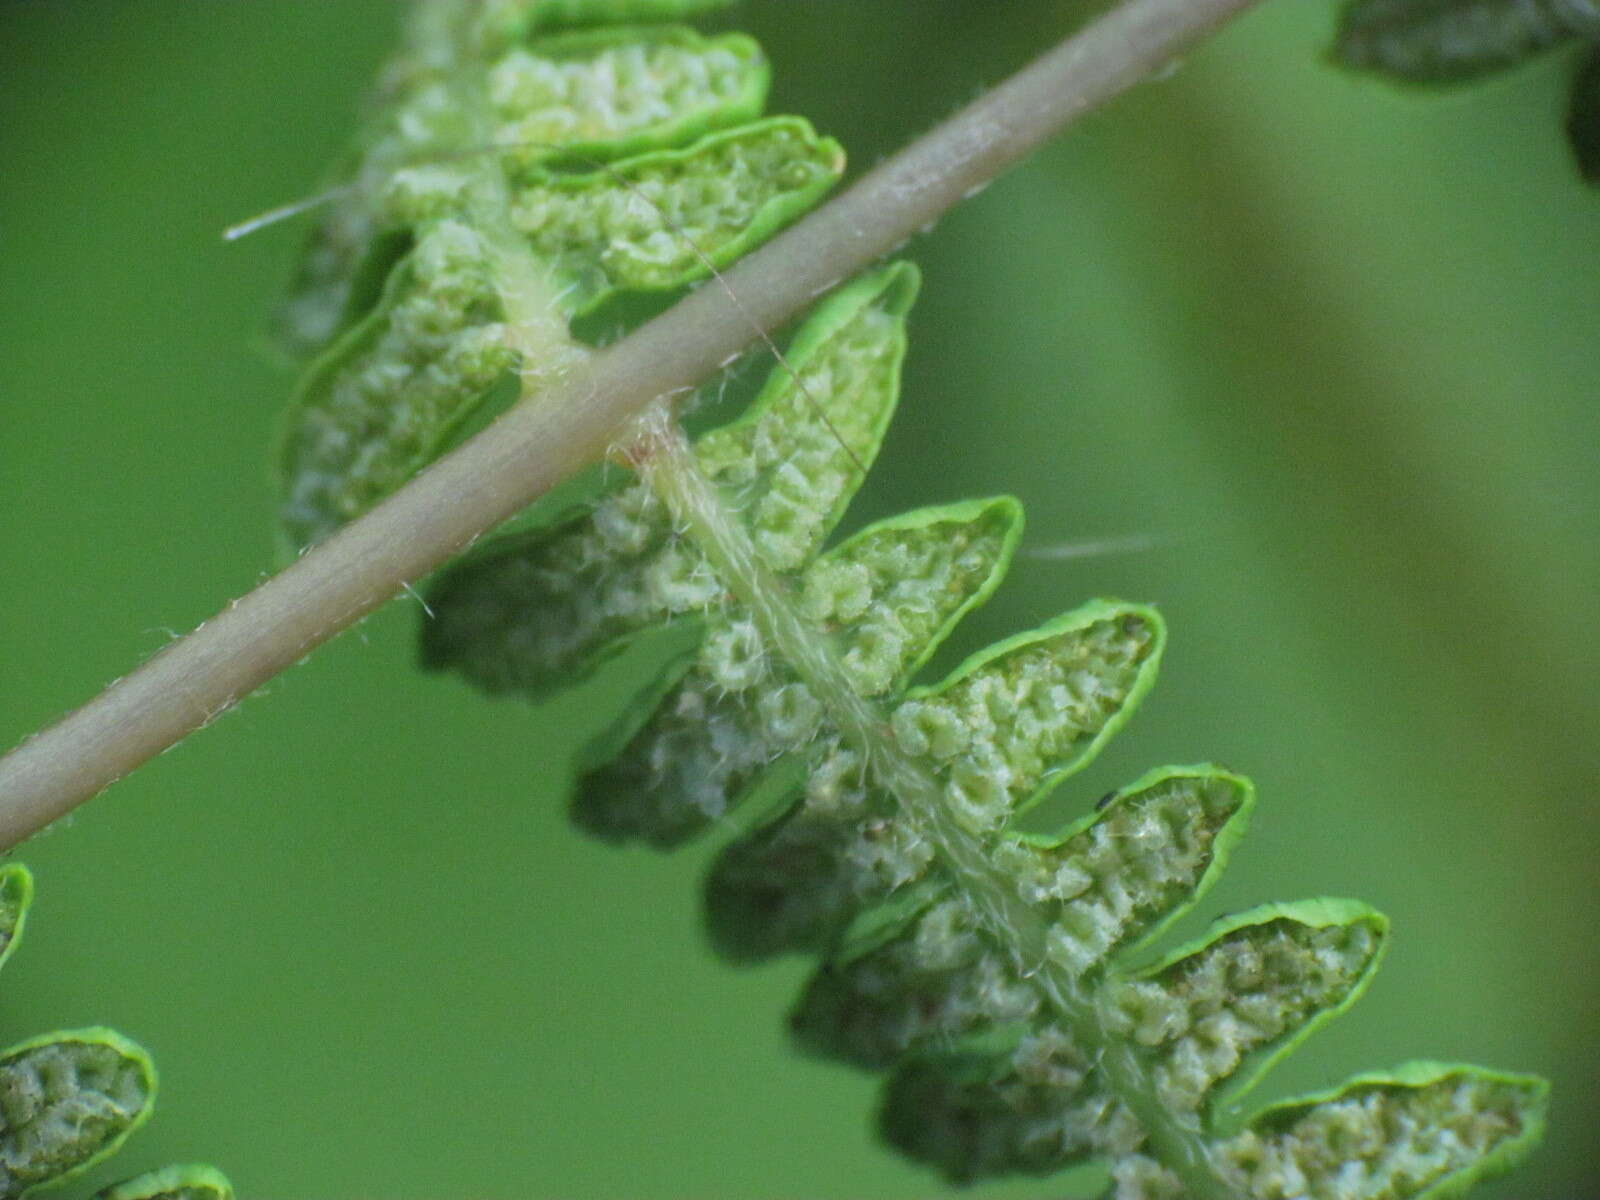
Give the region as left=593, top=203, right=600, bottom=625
left=0, top=0, right=1264, bottom=848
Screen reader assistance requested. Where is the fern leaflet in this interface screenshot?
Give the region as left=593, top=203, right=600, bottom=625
left=0, top=865, right=230, bottom=1200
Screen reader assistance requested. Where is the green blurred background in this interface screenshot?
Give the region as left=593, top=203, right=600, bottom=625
left=2, top=2, right=1596, bottom=1197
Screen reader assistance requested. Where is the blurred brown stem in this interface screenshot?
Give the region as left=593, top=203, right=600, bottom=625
left=0, top=0, right=1264, bottom=849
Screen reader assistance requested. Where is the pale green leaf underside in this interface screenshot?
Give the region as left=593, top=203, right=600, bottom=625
left=94, top=1165, right=234, bottom=1200
left=1333, top=0, right=1600, bottom=82
left=888, top=1057, right=1545, bottom=1199
left=282, top=114, right=842, bottom=549
left=420, top=262, right=919, bottom=695
left=279, top=0, right=841, bottom=550
left=1210, top=1062, right=1548, bottom=1200
left=0, top=1030, right=156, bottom=1199
left=277, top=4, right=756, bottom=361
left=497, top=115, right=843, bottom=312
left=574, top=494, right=1026, bottom=848
left=797, top=768, right=1256, bottom=1073
left=280, top=229, right=514, bottom=550
left=702, top=603, right=1166, bottom=962
left=488, top=25, right=769, bottom=173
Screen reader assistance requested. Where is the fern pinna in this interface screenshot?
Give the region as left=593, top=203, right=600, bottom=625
left=275, top=2, right=1548, bottom=1197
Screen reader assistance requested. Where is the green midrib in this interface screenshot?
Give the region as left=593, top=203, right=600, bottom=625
left=447, top=55, right=594, bottom=390
left=430, top=18, right=1234, bottom=1186
left=638, top=411, right=1238, bottom=1200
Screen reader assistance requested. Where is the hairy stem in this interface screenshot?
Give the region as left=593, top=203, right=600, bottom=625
left=637, top=408, right=1233, bottom=1199
left=0, top=0, right=1265, bottom=849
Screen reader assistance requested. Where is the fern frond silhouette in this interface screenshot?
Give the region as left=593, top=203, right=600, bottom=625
left=1334, top=0, right=1600, bottom=184
left=274, top=2, right=1549, bottom=1196
left=1334, top=0, right=1600, bottom=81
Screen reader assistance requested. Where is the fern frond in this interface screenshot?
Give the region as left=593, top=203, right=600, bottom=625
left=422, top=264, right=1545, bottom=1192
left=418, top=260, right=915, bottom=702
left=276, top=1, right=842, bottom=550
left=274, top=0, right=745, bottom=362
left=272, top=4, right=1549, bottom=1197
left=700, top=599, right=1163, bottom=961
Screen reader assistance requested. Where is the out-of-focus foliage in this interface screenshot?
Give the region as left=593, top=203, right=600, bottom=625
left=0, top=3, right=1594, bottom=1199
left=1335, top=0, right=1600, bottom=181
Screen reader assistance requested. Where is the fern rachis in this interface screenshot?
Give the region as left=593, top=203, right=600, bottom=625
left=254, top=3, right=1553, bottom=1196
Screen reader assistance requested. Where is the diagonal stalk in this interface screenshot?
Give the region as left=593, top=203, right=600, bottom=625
left=0, top=0, right=1266, bottom=850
